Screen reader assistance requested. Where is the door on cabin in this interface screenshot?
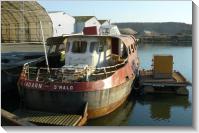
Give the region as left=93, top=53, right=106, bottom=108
left=111, top=38, right=119, bottom=55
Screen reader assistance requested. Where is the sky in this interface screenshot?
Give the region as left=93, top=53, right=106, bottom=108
left=38, top=0, right=192, bottom=24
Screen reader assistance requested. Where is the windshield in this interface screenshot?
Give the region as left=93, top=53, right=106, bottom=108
left=72, top=41, right=87, bottom=53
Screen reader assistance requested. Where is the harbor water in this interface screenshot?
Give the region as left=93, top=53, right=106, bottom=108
left=1, top=43, right=192, bottom=126
left=87, top=43, right=192, bottom=126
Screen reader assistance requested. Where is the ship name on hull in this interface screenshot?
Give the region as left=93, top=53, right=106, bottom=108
left=53, top=85, right=73, bottom=91
left=24, top=81, right=43, bottom=89
left=23, top=81, right=74, bottom=91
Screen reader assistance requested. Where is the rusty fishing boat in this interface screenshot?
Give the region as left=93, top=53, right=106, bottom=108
left=17, top=33, right=139, bottom=119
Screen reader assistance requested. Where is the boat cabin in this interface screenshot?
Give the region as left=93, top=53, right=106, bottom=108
left=47, top=35, right=130, bottom=68
left=23, top=35, right=138, bottom=82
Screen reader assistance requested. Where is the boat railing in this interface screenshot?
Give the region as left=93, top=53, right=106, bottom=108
left=23, top=58, right=128, bottom=82
left=91, top=58, right=127, bottom=78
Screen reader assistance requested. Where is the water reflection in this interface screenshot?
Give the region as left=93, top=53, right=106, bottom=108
left=87, top=94, right=136, bottom=126
left=137, top=94, right=191, bottom=121
left=87, top=92, right=191, bottom=126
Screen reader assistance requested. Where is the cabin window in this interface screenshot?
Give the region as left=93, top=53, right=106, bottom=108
left=48, top=45, right=56, bottom=54
left=58, top=44, right=65, bottom=52
left=66, top=42, right=70, bottom=52
left=98, top=43, right=104, bottom=52
left=128, top=46, right=131, bottom=54
left=72, top=41, right=87, bottom=53
left=131, top=44, right=134, bottom=53
left=134, top=44, right=137, bottom=50
left=90, top=42, right=98, bottom=53
left=122, top=46, right=128, bottom=58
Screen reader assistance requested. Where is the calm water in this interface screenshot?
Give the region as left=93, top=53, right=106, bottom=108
left=87, top=43, right=192, bottom=126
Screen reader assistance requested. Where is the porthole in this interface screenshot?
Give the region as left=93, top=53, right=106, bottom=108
left=134, top=44, right=137, bottom=50
left=131, top=44, right=134, bottom=53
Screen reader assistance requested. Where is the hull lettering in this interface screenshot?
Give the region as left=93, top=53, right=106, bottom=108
left=54, top=85, right=73, bottom=91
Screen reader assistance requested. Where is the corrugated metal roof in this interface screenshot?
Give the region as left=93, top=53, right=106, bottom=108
left=1, top=1, right=53, bottom=43
left=48, top=11, right=64, bottom=13
left=1, top=1, right=52, bottom=24
left=74, top=16, right=95, bottom=22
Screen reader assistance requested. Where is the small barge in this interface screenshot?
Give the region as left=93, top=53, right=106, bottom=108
left=17, top=33, right=139, bottom=119
left=137, top=55, right=191, bottom=95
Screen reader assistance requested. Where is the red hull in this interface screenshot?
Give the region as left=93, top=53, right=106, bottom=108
left=18, top=62, right=136, bottom=119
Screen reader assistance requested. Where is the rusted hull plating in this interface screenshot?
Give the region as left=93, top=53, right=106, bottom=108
left=19, top=76, right=134, bottom=119
left=18, top=59, right=137, bottom=119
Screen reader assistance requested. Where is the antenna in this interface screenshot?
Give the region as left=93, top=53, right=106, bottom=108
left=40, top=21, right=50, bottom=74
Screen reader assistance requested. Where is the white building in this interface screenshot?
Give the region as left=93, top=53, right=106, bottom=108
left=74, top=16, right=101, bottom=34
left=48, top=11, right=75, bottom=36
left=99, top=25, right=121, bottom=35
left=98, top=20, right=110, bottom=26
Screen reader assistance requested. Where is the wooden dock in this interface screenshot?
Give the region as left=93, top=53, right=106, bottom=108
left=1, top=103, right=88, bottom=126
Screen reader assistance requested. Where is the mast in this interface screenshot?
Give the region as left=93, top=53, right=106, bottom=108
left=40, top=21, right=50, bottom=73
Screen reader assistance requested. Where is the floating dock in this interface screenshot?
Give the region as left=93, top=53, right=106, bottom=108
left=136, top=55, right=191, bottom=95
left=1, top=103, right=88, bottom=126
left=138, top=70, right=190, bottom=95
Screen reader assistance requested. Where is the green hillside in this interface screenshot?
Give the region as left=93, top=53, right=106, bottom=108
left=113, top=22, right=192, bottom=36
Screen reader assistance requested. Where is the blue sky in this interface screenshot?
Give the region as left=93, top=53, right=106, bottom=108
left=38, top=0, right=192, bottom=24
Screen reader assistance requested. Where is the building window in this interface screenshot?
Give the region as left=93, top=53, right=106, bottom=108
left=72, top=41, right=87, bottom=53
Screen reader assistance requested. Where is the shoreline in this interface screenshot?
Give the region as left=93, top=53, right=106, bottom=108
left=1, top=42, right=192, bottom=53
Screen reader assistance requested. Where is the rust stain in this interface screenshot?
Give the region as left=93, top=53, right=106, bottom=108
left=87, top=94, right=129, bottom=119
